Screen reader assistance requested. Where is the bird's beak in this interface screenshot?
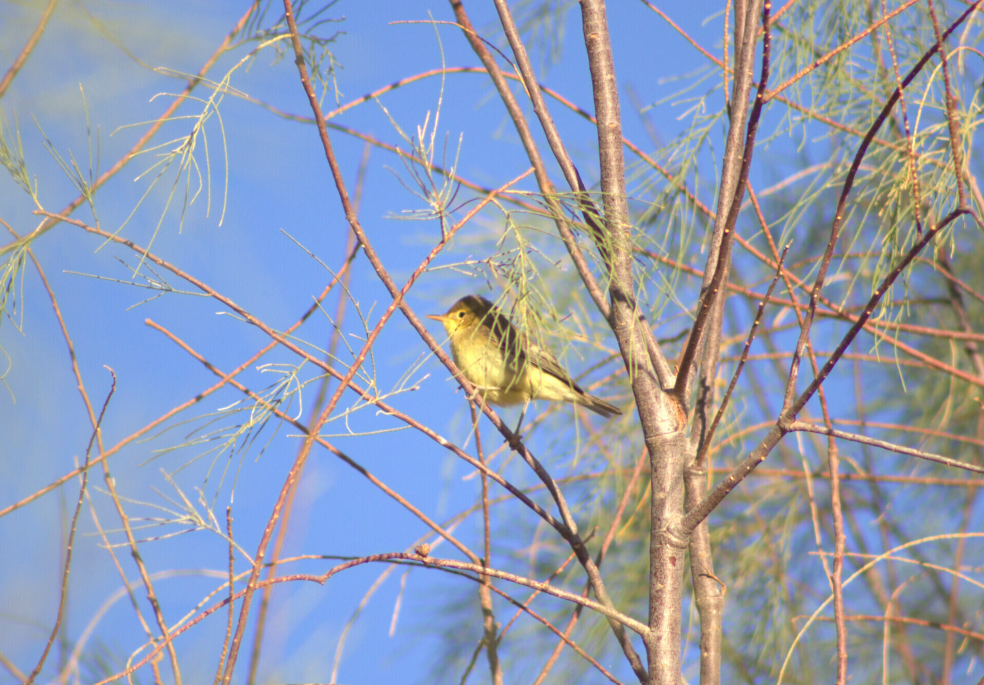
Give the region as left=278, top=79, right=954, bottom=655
left=425, top=314, right=446, bottom=322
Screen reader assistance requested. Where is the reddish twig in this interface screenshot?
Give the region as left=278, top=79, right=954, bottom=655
left=0, top=2, right=259, bottom=258
left=673, top=0, right=772, bottom=400
left=0, top=0, right=60, bottom=100
left=245, top=146, right=367, bottom=685
left=93, top=551, right=650, bottom=685
left=781, top=1, right=982, bottom=415
left=470, top=401, right=502, bottom=685
left=681, top=203, right=973, bottom=535
left=765, top=0, right=920, bottom=99
left=280, top=7, right=641, bottom=683
left=789, top=421, right=984, bottom=475
left=532, top=446, right=647, bottom=685
left=144, top=318, right=482, bottom=564
left=694, top=244, right=790, bottom=469
left=213, top=508, right=235, bottom=685
left=24, top=370, right=115, bottom=684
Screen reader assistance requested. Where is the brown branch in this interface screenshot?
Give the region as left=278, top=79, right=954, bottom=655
left=789, top=421, right=984, bottom=475
left=673, top=0, right=769, bottom=401
left=213, top=508, right=235, bottom=685
left=694, top=244, right=789, bottom=470
left=145, top=318, right=482, bottom=565
left=748, top=180, right=850, bottom=682
left=102, top=440, right=184, bottom=685
left=0, top=650, right=26, bottom=683
left=0, top=215, right=358, bottom=522
left=276, top=4, right=645, bottom=683
left=24, top=370, right=114, bottom=684
left=0, top=0, right=59, bottom=100
left=681, top=206, right=972, bottom=536
left=17, top=229, right=183, bottom=685
left=781, top=1, right=982, bottom=414
left=709, top=466, right=984, bottom=487
left=880, top=0, right=923, bottom=231
left=532, top=447, right=648, bottom=685
left=481, top=577, right=624, bottom=685
left=471, top=402, right=502, bottom=685
left=927, top=0, right=967, bottom=208
left=0, top=1, right=259, bottom=259
left=581, top=1, right=695, bottom=684
left=200, top=51, right=521, bottom=673
left=832, top=418, right=984, bottom=450
left=786, top=205, right=972, bottom=420
left=452, top=0, right=673, bottom=389
left=245, top=146, right=367, bottom=685
left=93, top=551, right=650, bottom=685
left=642, top=244, right=984, bottom=344
left=808, top=613, right=984, bottom=643
left=765, top=0, right=920, bottom=100
left=448, top=0, right=614, bottom=342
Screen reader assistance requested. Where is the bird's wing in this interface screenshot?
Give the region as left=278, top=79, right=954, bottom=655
left=485, top=305, right=585, bottom=393
left=484, top=308, right=525, bottom=366
left=526, top=340, right=586, bottom=392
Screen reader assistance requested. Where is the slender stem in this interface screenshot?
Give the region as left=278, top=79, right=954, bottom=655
left=0, top=0, right=60, bottom=100
left=0, top=2, right=259, bottom=258
left=470, top=402, right=502, bottom=685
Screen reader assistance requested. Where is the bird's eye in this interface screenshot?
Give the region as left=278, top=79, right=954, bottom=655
left=457, top=311, right=465, bottom=318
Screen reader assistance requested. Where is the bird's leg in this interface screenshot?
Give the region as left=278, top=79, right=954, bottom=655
left=512, top=398, right=530, bottom=439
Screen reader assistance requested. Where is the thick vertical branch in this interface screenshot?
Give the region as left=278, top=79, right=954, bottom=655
left=680, top=5, right=763, bottom=678
left=577, top=3, right=681, bottom=432
left=577, top=2, right=692, bottom=683
left=680, top=7, right=767, bottom=680
left=674, top=0, right=766, bottom=402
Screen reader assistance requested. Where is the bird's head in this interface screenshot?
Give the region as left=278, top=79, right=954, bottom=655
left=426, top=295, right=494, bottom=338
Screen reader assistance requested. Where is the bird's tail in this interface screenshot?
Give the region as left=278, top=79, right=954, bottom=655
left=578, top=393, right=622, bottom=418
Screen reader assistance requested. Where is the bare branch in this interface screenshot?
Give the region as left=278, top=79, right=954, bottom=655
left=789, top=422, right=984, bottom=475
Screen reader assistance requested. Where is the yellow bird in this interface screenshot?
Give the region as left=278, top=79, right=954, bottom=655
left=426, top=295, right=621, bottom=422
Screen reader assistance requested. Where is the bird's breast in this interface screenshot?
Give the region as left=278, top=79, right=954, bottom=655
left=449, top=334, right=530, bottom=406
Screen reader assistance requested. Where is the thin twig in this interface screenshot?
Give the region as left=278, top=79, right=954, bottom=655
left=765, top=0, right=920, bottom=99
left=532, top=447, right=647, bottom=685
left=24, top=371, right=114, bottom=684
left=781, top=1, right=982, bottom=415
left=789, top=422, right=984, bottom=475
left=470, top=401, right=502, bottom=685
left=0, top=0, right=60, bottom=100
left=0, top=2, right=259, bottom=258
left=926, top=0, right=967, bottom=208
left=451, top=0, right=673, bottom=388
left=213, top=508, right=235, bottom=685
left=279, top=5, right=644, bottom=683
left=92, top=551, right=651, bottom=685
left=0, top=216, right=359, bottom=522
left=674, top=0, right=770, bottom=400
left=681, top=205, right=973, bottom=535
left=694, top=244, right=789, bottom=469
left=244, top=145, right=367, bottom=685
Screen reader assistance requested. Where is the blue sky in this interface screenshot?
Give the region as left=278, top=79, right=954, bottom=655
left=5, top=0, right=976, bottom=683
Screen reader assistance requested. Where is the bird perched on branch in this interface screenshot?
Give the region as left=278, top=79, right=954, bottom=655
left=426, top=295, right=621, bottom=428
